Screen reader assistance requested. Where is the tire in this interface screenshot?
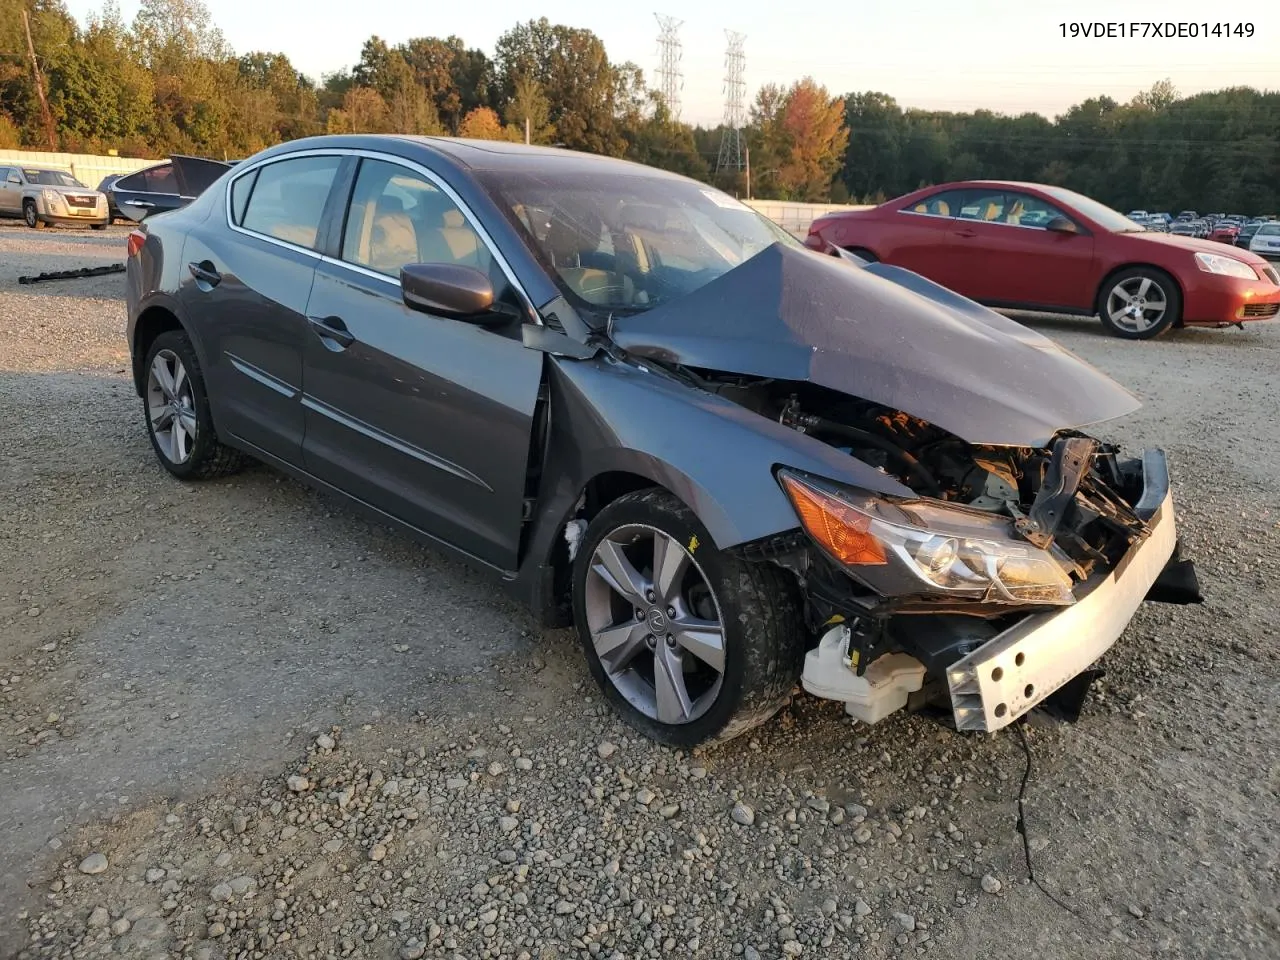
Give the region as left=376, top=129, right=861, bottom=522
left=142, top=330, right=247, bottom=480
left=23, top=201, right=44, bottom=230
left=844, top=247, right=878, bottom=263
left=1097, top=267, right=1180, bottom=339
left=572, top=488, right=806, bottom=747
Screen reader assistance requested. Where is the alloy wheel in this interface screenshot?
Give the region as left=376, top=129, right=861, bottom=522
left=1106, top=276, right=1168, bottom=333
left=24, top=204, right=37, bottom=228
left=583, top=524, right=726, bottom=725
left=146, top=349, right=198, bottom=464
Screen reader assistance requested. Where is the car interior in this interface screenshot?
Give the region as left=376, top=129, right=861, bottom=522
left=342, top=170, right=494, bottom=279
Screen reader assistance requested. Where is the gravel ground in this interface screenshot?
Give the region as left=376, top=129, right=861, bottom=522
left=1, top=223, right=1277, bottom=960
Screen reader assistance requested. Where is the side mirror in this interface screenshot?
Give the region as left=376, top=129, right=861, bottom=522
left=400, top=263, right=515, bottom=324
left=1045, top=216, right=1077, bottom=234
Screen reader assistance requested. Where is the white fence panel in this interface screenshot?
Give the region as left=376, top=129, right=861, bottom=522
left=744, top=200, right=873, bottom=238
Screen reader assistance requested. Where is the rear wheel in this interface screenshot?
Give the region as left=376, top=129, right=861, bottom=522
left=23, top=201, right=44, bottom=230
left=143, top=330, right=247, bottom=480
left=573, top=488, right=806, bottom=747
left=1098, top=267, right=1180, bottom=339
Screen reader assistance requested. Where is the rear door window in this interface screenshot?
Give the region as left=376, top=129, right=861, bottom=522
left=239, top=156, right=342, bottom=250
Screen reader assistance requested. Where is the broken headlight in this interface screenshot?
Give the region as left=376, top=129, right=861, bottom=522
left=779, top=470, right=1075, bottom=606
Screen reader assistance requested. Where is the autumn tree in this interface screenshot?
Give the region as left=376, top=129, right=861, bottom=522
left=457, top=106, right=506, bottom=140
left=326, top=86, right=390, bottom=134
left=776, top=78, right=847, bottom=200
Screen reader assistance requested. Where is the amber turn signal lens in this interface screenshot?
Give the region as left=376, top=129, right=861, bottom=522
left=781, top=474, right=887, bottom=566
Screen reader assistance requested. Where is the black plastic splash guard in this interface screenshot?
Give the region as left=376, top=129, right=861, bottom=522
left=18, top=263, right=125, bottom=284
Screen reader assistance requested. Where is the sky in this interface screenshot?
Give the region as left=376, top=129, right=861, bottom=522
left=63, top=0, right=1279, bottom=126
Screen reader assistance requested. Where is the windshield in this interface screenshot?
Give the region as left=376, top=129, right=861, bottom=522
left=478, top=168, right=799, bottom=315
left=23, top=169, right=84, bottom=188
left=1039, top=186, right=1144, bottom=233
left=1257, top=224, right=1280, bottom=236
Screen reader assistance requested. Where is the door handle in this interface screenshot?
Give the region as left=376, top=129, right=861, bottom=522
left=187, top=261, right=221, bottom=287
left=130, top=200, right=157, bottom=209
left=954, top=228, right=978, bottom=239
left=308, top=316, right=355, bottom=348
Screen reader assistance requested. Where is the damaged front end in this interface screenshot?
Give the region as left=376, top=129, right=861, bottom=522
left=720, top=386, right=1202, bottom=732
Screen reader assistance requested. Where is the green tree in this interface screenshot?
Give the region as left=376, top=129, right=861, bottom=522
left=503, top=74, right=554, bottom=144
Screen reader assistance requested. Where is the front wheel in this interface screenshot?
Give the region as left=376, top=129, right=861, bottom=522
left=1098, top=268, right=1180, bottom=339
left=23, top=201, right=44, bottom=230
left=572, top=489, right=806, bottom=747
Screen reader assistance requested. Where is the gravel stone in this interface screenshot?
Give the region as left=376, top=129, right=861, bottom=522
left=731, top=802, right=756, bottom=826
left=77, top=853, right=108, bottom=875
left=86, top=907, right=109, bottom=928
left=981, top=873, right=1002, bottom=894
left=286, top=774, right=310, bottom=792
left=597, top=741, right=617, bottom=759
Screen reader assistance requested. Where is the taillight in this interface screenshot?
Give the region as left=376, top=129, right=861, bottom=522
left=127, top=230, right=145, bottom=258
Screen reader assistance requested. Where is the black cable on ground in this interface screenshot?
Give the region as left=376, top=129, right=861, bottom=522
left=1013, top=720, right=1152, bottom=960
left=1014, top=720, right=1086, bottom=917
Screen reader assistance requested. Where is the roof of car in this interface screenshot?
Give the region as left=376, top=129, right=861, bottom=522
left=253, top=134, right=686, bottom=181
left=395, top=136, right=685, bottom=178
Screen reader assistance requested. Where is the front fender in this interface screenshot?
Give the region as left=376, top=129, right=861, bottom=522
left=537, top=355, right=913, bottom=550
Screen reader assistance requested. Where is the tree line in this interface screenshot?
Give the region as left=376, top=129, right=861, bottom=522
left=2, top=0, right=1277, bottom=213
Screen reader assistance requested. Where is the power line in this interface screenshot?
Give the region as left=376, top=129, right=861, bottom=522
left=716, top=30, right=747, bottom=176
left=654, top=14, right=684, bottom=122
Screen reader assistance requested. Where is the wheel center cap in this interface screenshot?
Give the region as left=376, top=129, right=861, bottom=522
left=646, top=608, right=667, bottom=633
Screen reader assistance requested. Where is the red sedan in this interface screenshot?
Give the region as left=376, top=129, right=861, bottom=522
left=805, top=181, right=1280, bottom=339
left=1209, top=222, right=1241, bottom=244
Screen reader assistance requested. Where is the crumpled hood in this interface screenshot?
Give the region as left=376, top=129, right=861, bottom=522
left=610, top=243, right=1140, bottom=447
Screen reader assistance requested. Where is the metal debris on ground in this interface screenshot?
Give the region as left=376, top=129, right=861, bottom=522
left=17, top=263, right=125, bottom=284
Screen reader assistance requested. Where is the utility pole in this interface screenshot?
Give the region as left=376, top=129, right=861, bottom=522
left=745, top=145, right=751, bottom=200
left=22, top=9, right=58, bottom=151
left=525, top=116, right=530, bottom=145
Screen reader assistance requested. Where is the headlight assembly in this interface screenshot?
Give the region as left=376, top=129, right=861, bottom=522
left=1194, top=251, right=1256, bottom=280
left=779, top=470, right=1075, bottom=606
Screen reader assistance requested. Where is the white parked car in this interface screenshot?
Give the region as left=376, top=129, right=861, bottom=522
left=1248, top=222, right=1280, bottom=261
left=0, top=165, right=110, bottom=229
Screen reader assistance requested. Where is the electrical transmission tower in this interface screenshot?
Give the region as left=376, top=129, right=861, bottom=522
left=654, top=14, right=684, bottom=121
left=716, top=30, right=747, bottom=176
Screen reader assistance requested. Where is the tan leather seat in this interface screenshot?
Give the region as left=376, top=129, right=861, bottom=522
left=367, top=194, right=419, bottom=276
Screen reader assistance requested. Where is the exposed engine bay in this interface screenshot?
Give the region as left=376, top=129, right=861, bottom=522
left=692, top=370, right=1148, bottom=580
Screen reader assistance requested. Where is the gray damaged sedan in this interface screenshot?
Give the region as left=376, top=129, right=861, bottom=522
left=125, top=135, right=1201, bottom=746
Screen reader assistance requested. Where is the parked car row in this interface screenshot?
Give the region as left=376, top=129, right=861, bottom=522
left=807, top=180, right=1280, bottom=339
